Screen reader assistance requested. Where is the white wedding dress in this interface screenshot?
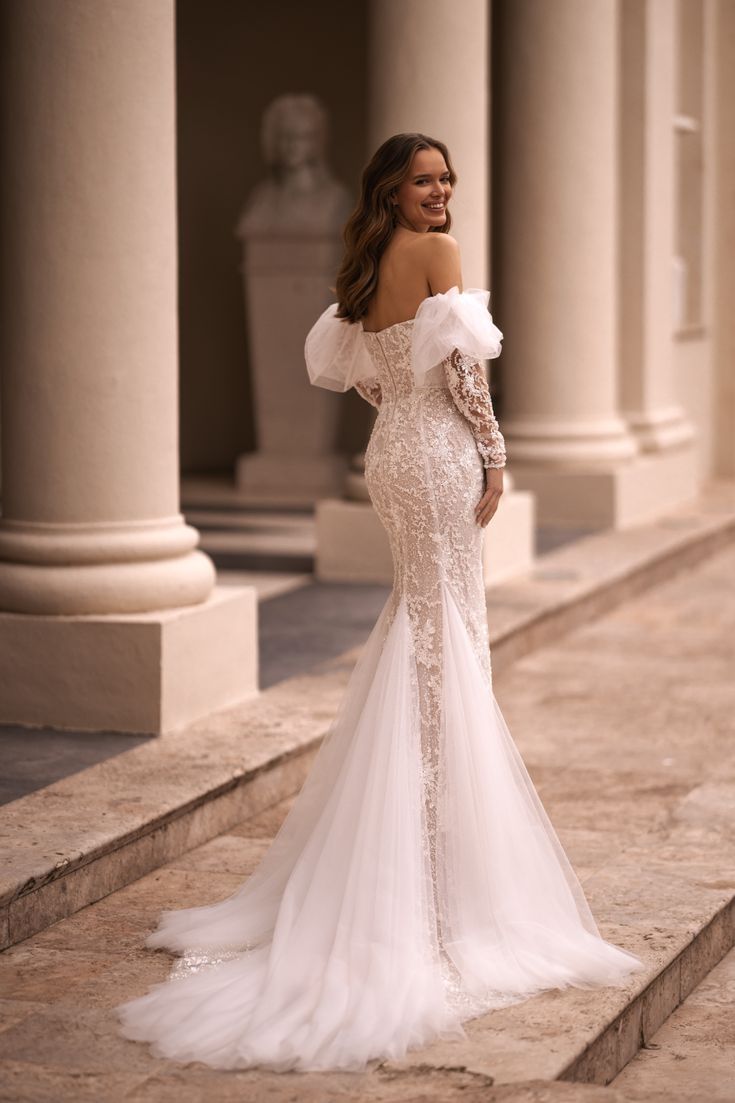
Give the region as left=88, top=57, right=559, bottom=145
left=117, top=287, right=643, bottom=1072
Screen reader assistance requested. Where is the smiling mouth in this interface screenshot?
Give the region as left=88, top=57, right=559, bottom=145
left=423, top=202, right=446, bottom=211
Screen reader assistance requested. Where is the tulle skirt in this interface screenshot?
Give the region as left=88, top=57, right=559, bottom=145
left=116, top=583, right=644, bottom=1072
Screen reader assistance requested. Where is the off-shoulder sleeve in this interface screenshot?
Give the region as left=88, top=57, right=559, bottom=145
left=411, top=286, right=505, bottom=467
left=411, top=286, right=503, bottom=387
left=444, top=350, right=506, bottom=469
left=304, top=303, right=379, bottom=393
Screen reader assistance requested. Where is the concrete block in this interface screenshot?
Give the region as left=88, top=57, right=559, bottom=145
left=315, top=491, right=536, bottom=586
left=315, top=499, right=393, bottom=583
left=511, top=446, right=699, bottom=529
left=483, top=489, right=536, bottom=586
left=0, top=585, right=258, bottom=735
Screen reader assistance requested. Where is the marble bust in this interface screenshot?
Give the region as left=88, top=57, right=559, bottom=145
left=236, top=94, right=352, bottom=239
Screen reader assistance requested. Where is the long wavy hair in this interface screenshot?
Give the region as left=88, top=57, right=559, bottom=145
left=335, top=133, right=456, bottom=322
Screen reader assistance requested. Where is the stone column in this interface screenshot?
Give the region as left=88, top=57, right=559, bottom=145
left=315, top=0, right=535, bottom=584
left=619, top=0, right=694, bottom=452
left=368, top=0, right=489, bottom=287
left=710, top=0, right=735, bottom=477
left=496, top=0, right=637, bottom=471
left=0, top=0, right=256, bottom=733
left=495, top=0, right=698, bottom=528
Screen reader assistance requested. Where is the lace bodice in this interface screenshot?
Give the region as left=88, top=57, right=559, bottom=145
left=305, top=287, right=506, bottom=470
left=357, top=319, right=506, bottom=470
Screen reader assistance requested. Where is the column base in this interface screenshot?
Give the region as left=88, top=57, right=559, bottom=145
left=0, top=518, right=216, bottom=615
left=0, top=585, right=258, bottom=735
left=236, top=452, right=348, bottom=500
left=315, top=492, right=536, bottom=588
left=315, top=499, right=392, bottom=583
left=626, top=406, right=695, bottom=453
left=510, top=444, right=699, bottom=528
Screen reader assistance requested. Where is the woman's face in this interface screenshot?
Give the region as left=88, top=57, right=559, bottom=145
left=393, top=147, right=452, bottom=232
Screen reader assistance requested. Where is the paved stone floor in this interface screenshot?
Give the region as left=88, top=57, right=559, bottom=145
left=0, top=545, right=732, bottom=1101
left=0, top=728, right=152, bottom=807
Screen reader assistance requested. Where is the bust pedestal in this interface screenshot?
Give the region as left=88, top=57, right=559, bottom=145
left=236, top=238, right=347, bottom=502
left=315, top=470, right=535, bottom=589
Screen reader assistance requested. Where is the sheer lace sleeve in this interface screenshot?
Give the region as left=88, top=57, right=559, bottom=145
left=444, top=349, right=506, bottom=469
left=354, top=379, right=382, bottom=408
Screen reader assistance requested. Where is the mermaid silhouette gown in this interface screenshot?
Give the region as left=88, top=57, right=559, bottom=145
left=117, top=287, right=643, bottom=1072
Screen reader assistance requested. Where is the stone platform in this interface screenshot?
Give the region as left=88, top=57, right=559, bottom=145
left=1, top=484, right=732, bottom=955
left=613, top=945, right=735, bottom=1101
left=0, top=485, right=733, bottom=1098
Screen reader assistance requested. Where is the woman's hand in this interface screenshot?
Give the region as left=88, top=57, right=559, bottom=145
left=475, top=467, right=503, bottom=527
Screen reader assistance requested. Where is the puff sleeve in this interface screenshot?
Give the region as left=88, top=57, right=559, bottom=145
left=412, top=287, right=506, bottom=469
left=304, top=303, right=379, bottom=397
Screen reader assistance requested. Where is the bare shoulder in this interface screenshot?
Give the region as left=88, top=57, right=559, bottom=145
left=415, top=232, right=462, bottom=292
left=413, top=232, right=460, bottom=257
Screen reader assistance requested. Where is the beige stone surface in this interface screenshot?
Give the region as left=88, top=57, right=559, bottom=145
left=619, top=0, right=694, bottom=456
left=0, top=585, right=258, bottom=734
left=236, top=236, right=349, bottom=500
left=1, top=539, right=733, bottom=1099
left=315, top=489, right=536, bottom=587
left=489, top=485, right=734, bottom=673
left=496, top=0, right=637, bottom=470
left=369, top=0, right=489, bottom=287
left=613, top=947, right=735, bottom=1102
left=0, top=0, right=214, bottom=616
left=493, top=0, right=703, bottom=529
left=0, top=0, right=265, bottom=741
left=510, top=447, right=699, bottom=529
left=1, top=488, right=732, bottom=957
left=315, top=497, right=393, bottom=583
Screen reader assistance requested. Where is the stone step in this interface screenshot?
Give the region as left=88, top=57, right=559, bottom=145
left=1, top=485, right=732, bottom=955
left=0, top=528, right=733, bottom=1094
left=1, top=491, right=732, bottom=1094
left=611, top=945, right=735, bottom=1101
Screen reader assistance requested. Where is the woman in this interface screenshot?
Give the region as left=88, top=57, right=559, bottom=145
left=117, top=133, right=644, bottom=1073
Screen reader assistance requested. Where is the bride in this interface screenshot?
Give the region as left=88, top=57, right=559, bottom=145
left=117, top=133, right=644, bottom=1072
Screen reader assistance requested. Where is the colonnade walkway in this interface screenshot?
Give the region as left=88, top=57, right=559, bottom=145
left=0, top=494, right=733, bottom=1101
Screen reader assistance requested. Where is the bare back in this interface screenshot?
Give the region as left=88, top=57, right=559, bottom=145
left=361, top=229, right=462, bottom=333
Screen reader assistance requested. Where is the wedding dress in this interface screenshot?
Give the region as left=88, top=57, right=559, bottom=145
left=117, top=287, right=643, bottom=1072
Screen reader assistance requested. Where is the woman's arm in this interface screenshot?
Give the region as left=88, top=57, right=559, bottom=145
left=444, top=349, right=506, bottom=469
left=420, top=234, right=505, bottom=526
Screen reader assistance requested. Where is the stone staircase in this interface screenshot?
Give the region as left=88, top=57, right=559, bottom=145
left=0, top=482, right=733, bottom=1095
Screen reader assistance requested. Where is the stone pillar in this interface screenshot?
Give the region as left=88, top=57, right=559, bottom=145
left=368, top=0, right=489, bottom=287
left=0, top=0, right=257, bottom=733
left=497, top=0, right=637, bottom=470
left=708, top=0, right=735, bottom=478
left=619, top=0, right=694, bottom=453
left=315, top=0, right=535, bottom=585
left=495, top=0, right=697, bottom=528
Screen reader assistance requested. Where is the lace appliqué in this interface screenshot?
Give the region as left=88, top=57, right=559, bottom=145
left=169, top=947, right=245, bottom=979
left=443, top=349, right=506, bottom=469
left=354, top=378, right=382, bottom=408
left=361, top=322, right=498, bottom=1013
